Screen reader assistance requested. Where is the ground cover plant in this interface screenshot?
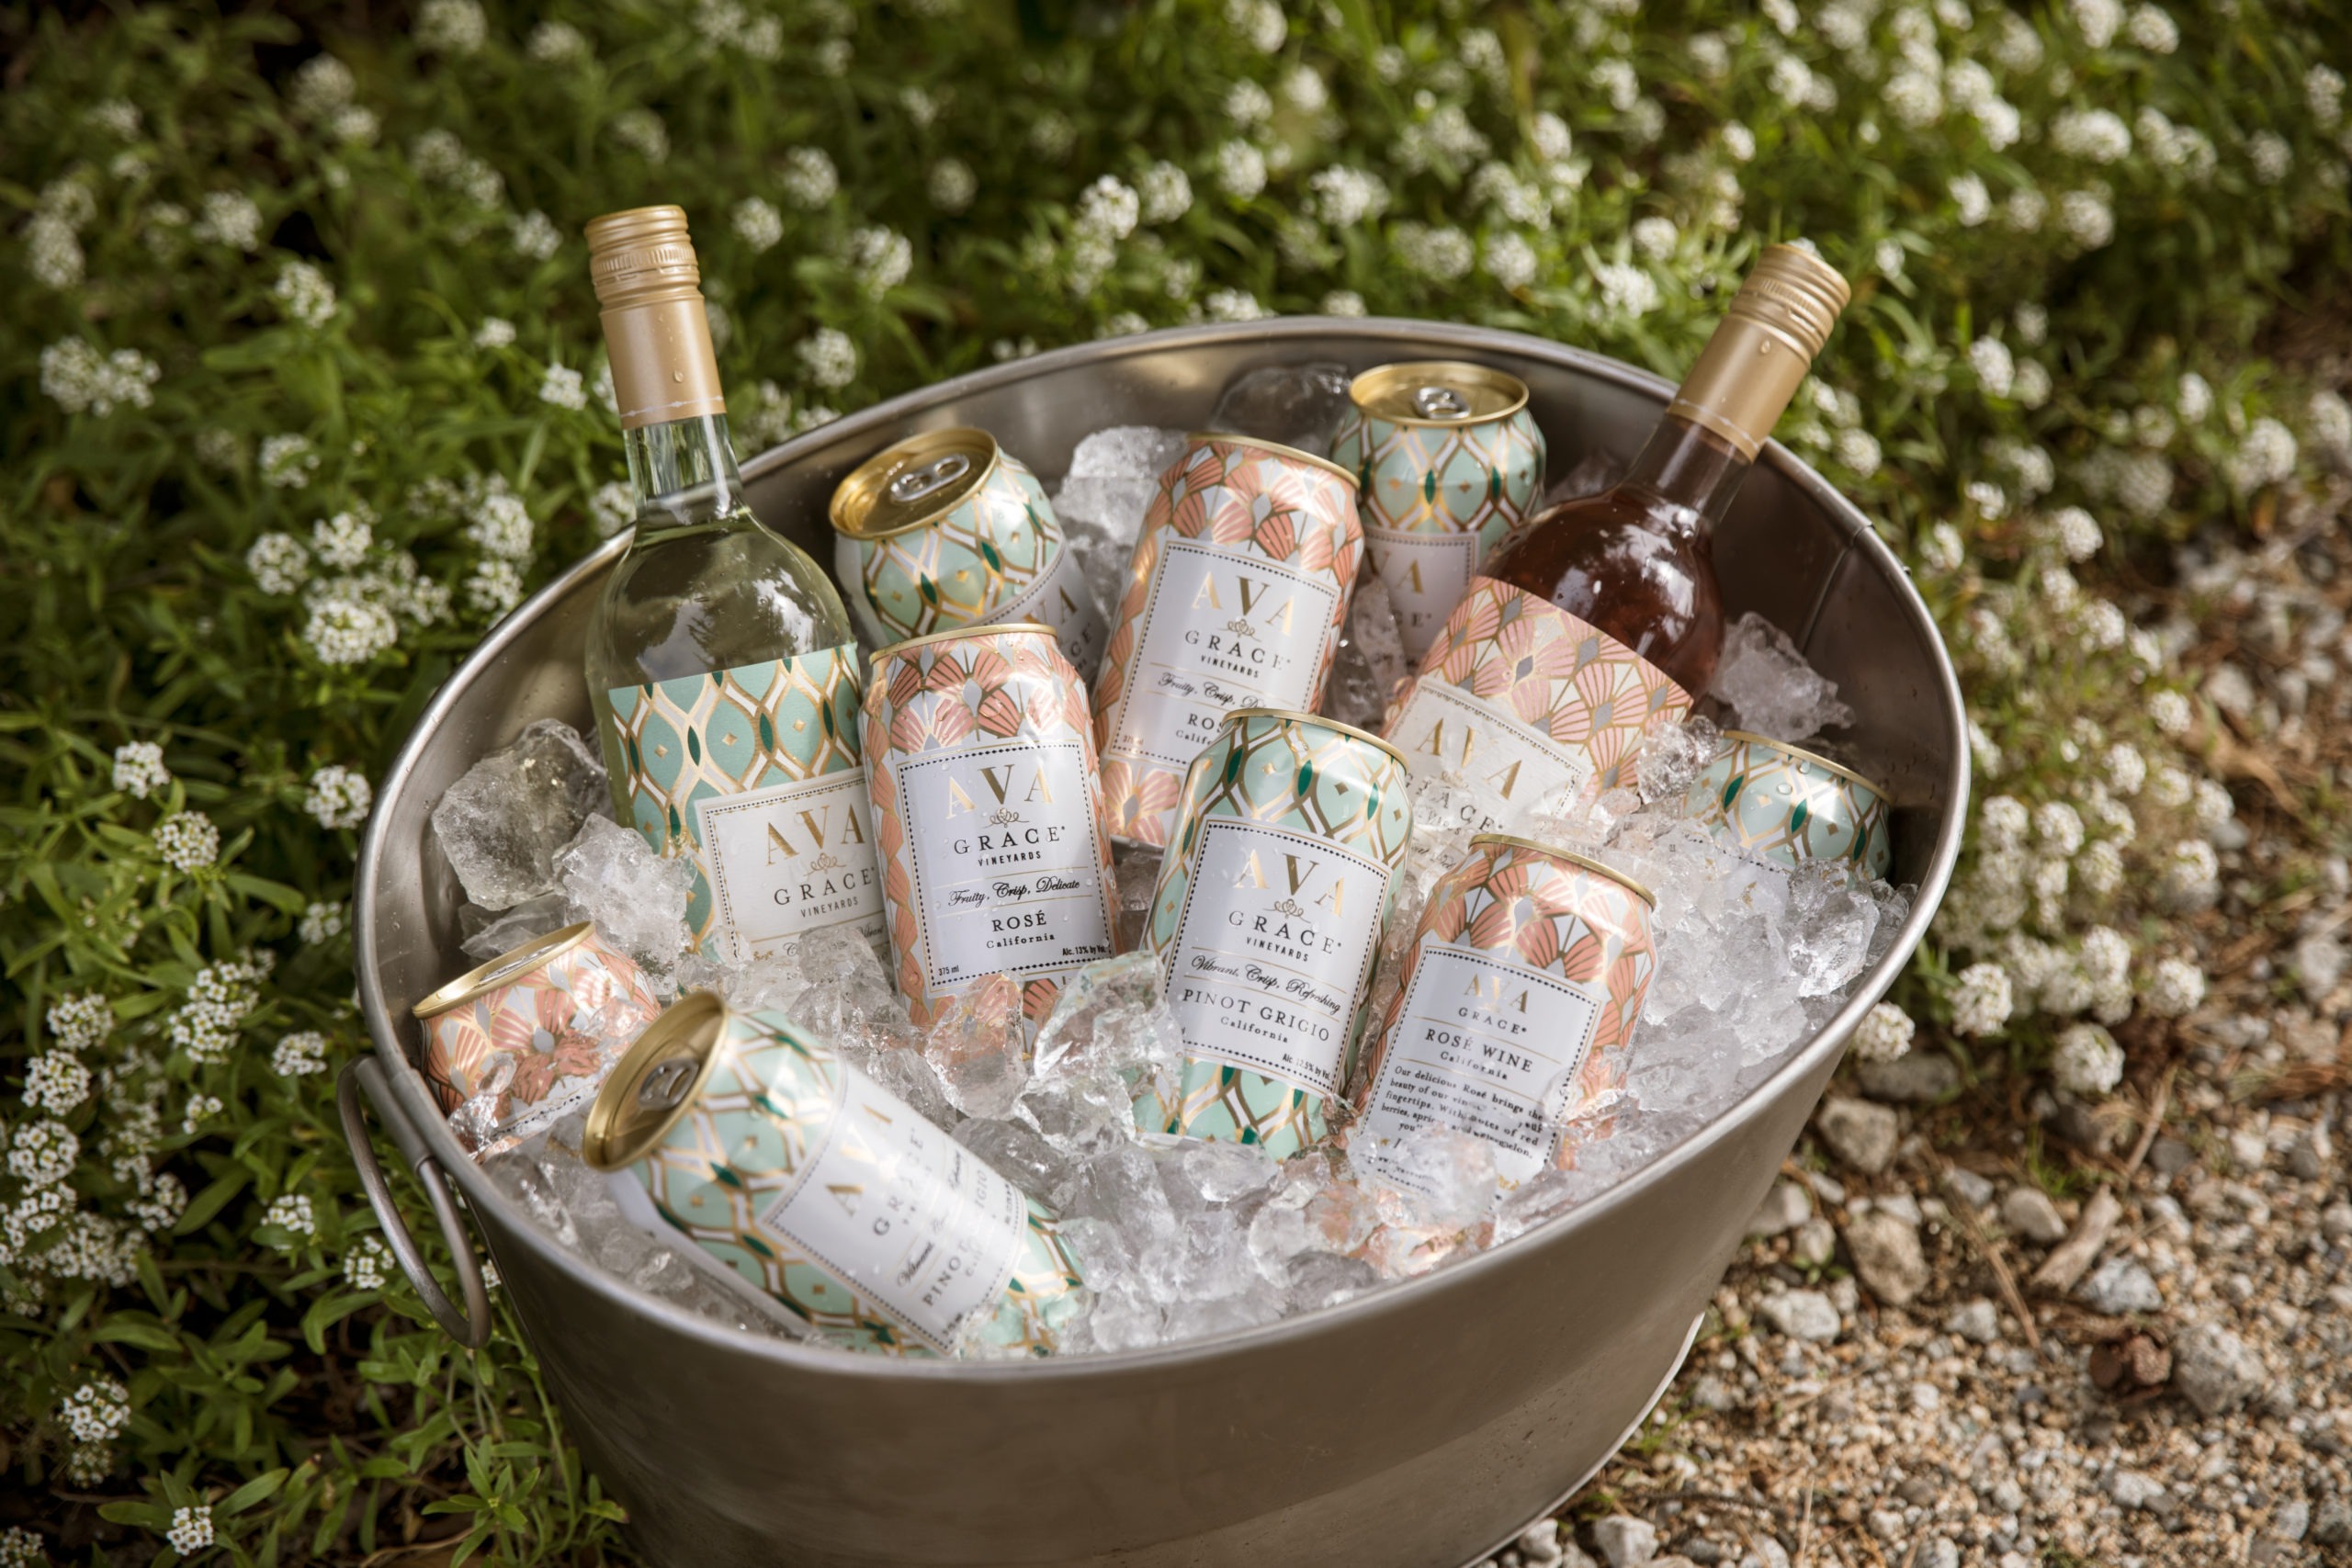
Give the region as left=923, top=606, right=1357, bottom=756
left=3, top=0, right=2348, bottom=1562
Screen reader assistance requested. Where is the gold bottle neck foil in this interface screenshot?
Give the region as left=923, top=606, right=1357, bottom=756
left=584, top=205, right=727, bottom=432
left=1664, top=243, right=1851, bottom=461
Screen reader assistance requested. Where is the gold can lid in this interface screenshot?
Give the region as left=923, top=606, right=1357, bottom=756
left=411, top=922, right=598, bottom=1020
left=1348, top=361, right=1531, bottom=425
left=584, top=205, right=703, bottom=310
left=830, top=428, right=1001, bottom=540
left=1724, top=243, right=1850, bottom=362
left=581, top=991, right=731, bottom=1170
left=1470, top=834, right=1657, bottom=908
left=869, top=622, right=1058, bottom=662
left=1184, top=431, right=1359, bottom=486
left=1721, top=729, right=1884, bottom=795
left=1221, top=706, right=1410, bottom=773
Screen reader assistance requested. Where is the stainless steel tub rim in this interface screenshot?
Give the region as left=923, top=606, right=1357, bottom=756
left=349, top=316, right=1967, bottom=1568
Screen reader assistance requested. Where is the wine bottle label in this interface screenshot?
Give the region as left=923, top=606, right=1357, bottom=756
left=1354, top=942, right=1603, bottom=1190
left=890, top=738, right=1115, bottom=993
left=1158, top=818, right=1391, bottom=1100
left=605, top=644, right=887, bottom=959
left=752, top=1062, right=1029, bottom=1355
left=1102, top=537, right=1343, bottom=776
left=1363, top=525, right=1479, bottom=663
left=1383, top=580, right=1692, bottom=834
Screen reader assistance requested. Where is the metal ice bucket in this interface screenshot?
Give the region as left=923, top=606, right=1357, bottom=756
left=347, top=320, right=1966, bottom=1568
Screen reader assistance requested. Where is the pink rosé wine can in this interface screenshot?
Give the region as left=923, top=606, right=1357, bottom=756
left=410, top=921, right=663, bottom=1159
left=1346, top=834, right=1657, bottom=1194
left=1093, top=434, right=1364, bottom=849
left=862, top=624, right=1119, bottom=1038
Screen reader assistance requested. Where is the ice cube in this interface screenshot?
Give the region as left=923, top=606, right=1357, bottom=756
left=1319, top=571, right=1409, bottom=732
left=1280, top=1250, right=1380, bottom=1313
left=1635, top=714, right=1723, bottom=807
left=922, top=973, right=1030, bottom=1119
left=1206, top=363, right=1355, bottom=457
left=553, top=817, right=694, bottom=978
left=954, top=1116, right=1072, bottom=1199
left=1024, top=953, right=1185, bottom=1153
left=1706, top=612, right=1856, bottom=744
left=1358, top=1124, right=1500, bottom=1231
left=1051, top=426, right=1188, bottom=637
left=429, top=718, right=610, bottom=909
left=458, top=891, right=576, bottom=963
left=1173, top=1139, right=1282, bottom=1208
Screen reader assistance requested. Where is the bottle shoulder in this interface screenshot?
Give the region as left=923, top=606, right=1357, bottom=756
left=586, top=516, right=854, bottom=691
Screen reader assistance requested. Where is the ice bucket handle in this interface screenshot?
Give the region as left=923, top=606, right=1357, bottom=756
left=338, top=1056, right=492, bottom=1348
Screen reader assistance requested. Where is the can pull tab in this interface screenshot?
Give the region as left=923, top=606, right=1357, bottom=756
left=887, top=451, right=972, bottom=504
left=1412, top=385, right=1472, bottom=420
left=639, top=1056, right=699, bottom=1111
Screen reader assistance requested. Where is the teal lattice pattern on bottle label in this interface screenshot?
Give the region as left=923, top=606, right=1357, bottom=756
left=605, top=645, right=886, bottom=959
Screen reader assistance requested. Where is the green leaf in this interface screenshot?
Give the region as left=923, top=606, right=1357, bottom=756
left=173, top=1168, right=252, bottom=1235
left=218, top=1468, right=289, bottom=1517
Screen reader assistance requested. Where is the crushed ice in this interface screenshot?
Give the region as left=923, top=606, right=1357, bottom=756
left=419, top=418, right=1914, bottom=1359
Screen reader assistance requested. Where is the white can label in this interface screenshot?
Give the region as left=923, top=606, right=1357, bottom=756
left=758, top=1065, right=1029, bottom=1353
left=990, top=539, right=1108, bottom=678
left=893, top=739, right=1115, bottom=991
left=1357, top=942, right=1603, bottom=1190
left=1105, top=537, right=1342, bottom=773
left=1386, top=679, right=1589, bottom=835
left=695, top=770, right=887, bottom=961
left=1159, top=818, right=1388, bottom=1099
left=1364, top=525, right=1478, bottom=664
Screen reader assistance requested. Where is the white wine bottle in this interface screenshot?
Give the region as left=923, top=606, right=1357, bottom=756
left=582, top=205, right=884, bottom=961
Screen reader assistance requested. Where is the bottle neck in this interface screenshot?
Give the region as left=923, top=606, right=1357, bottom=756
left=1619, top=412, right=1754, bottom=533
left=624, top=412, right=751, bottom=535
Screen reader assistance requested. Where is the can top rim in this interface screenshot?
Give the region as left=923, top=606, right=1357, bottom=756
left=828, top=427, right=1003, bottom=540
left=581, top=990, right=730, bottom=1170
left=1470, top=834, right=1658, bottom=908
left=868, top=622, right=1060, bottom=662
left=1183, top=431, right=1359, bottom=486
left=1721, top=729, right=1885, bottom=794
left=1346, top=360, right=1532, bottom=425
left=411, top=921, right=598, bottom=1019
left=1221, top=707, right=1410, bottom=772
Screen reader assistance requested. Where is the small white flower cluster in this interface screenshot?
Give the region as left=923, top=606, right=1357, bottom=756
left=1214, top=140, right=1267, bottom=200
left=1138, top=161, right=1191, bottom=224
left=849, top=226, right=912, bottom=295
left=0, top=1526, right=47, bottom=1567
left=538, top=363, right=587, bottom=411
left=61, top=1376, right=130, bottom=1444
left=311, top=510, right=371, bottom=570
left=191, top=191, right=264, bottom=251
left=1309, top=165, right=1389, bottom=228
left=272, top=1030, right=330, bottom=1077
left=2051, top=108, right=2133, bottom=164
left=1224, top=0, right=1286, bottom=53
left=2052, top=1021, right=2124, bottom=1095
left=1851, top=1001, right=1916, bottom=1064
left=305, top=763, right=373, bottom=830
left=1592, top=261, right=1661, bottom=319
left=9, top=1120, right=81, bottom=1189
left=2143, top=955, right=2207, bottom=1017
left=263, top=1193, right=314, bottom=1240
left=40, top=339, right=161, bottom=417
left=111, top=740, right=171, bottom=800
left=1392, top=222, right=1475, bottom=282
left=165, top=1505, right=214, bottom=1557
left=587, top=479, right=636, bottom=537
left=153, top=811, right=220, bottom=874
left=345, top=1234, right=392, bottom=1290
left=733, top=196, right=783, bottom=253
left=1950, top=962, right=2015, bottom=1037
left=779, top=146, right=838, bottom=208
left=299, top=901, right=346, bottom=944
left=797, top=327, right=858, bottom=389
left=166, top=953, right=269, bottom=1065
left=302, top=594, right=399, bottom=666
left=259, top=434, right=321, bottom=489
left=466, top=488, right=534, bottom=561
left=927, top=159, right=977, bottom=213
left=1203, top=288, right=1269, bottom=322
left=22, top=1052, right=92, bottom=1114
left=272, top=260, right=338, bottom=329
left=48, top=993, right=112, bottom=1050
left=2224, top=416, right=2299, bottom=496
left=512, top=210, right=561, bottom=261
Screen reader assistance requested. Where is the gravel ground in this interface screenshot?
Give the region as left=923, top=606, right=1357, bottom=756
left=1483, top=510, right=2352, bottom=1568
